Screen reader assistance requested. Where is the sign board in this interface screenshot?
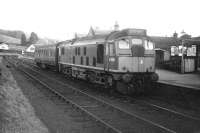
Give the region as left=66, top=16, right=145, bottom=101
left=187, top=45, right=196, bottom=56
left=127, top=29, right=147, bottom=36
left=171, top=45, right=196, bottom=56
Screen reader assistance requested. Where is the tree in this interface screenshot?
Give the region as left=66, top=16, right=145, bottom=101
left=29, top=32, right=38, bottom=44
left=21, top=33, right=27, bottom=46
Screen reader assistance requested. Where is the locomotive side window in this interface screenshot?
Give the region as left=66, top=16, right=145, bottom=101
left=73, top=56, right=75, bottom=64
left=75, top=48, right=77, bottom=55
left=78, top=47, right=80, bottom=55
left=83, top=47, right=87, bottom=55
left=61, top=47, right=65, bottom=55
left=118, top=39, right=129, bottom=49
left=81, top=56, right=83, bottom=65
left=97, top=44, right=104, bottom=64
left=93, top=57, right=96, bottom=66
left=86, top=57, right=89, bottom=66
left=109, top=43, right=115, bottom=56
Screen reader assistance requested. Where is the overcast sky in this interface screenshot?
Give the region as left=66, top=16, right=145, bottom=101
left=0, top=0, right=199, bottom=40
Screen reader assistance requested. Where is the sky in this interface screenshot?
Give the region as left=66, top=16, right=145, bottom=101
left=0, top=0, right=200, bottom=40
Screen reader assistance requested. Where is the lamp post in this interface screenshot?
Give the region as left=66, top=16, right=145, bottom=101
left=180, top=30, right=186, bottom=74
left=181, top=39, right=185, bottom=73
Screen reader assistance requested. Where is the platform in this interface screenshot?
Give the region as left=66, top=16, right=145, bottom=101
left=156, top=69, right=200, bottom=90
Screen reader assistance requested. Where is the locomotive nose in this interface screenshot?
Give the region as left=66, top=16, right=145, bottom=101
left=131, top=45, right=145, bottom=57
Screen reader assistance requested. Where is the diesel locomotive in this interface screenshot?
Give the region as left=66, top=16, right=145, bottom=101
left=35, top=28, right=158, bottom=94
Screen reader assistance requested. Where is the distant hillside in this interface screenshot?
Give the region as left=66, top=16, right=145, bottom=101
left=0, top=34, right=20, bottom=44
left=0, top=29, right=24, bottom=39
left=0, top=28, right=60, bottom=46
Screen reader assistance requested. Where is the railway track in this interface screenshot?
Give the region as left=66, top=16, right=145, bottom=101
left=21, top=59, right=200, bottom=120
left=7, top=57, right=200, bottom=133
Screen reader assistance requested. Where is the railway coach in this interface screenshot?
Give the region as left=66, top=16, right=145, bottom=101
left=58, top=28, right=158, bottom=94
left=35, top=44, right=58, bottom=69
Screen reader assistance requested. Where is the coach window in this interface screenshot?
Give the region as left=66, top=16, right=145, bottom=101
left=97, top=44, right=104, bottom=64
left=83, top=47, right=87, bottom=55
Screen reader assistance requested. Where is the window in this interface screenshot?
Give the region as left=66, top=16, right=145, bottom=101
left=118, top=39, right=130, bottom=49
left=83, top=47, right=87, bottom=55
left=144, top=40, right=154, bottom=50
left=93, top=57, right=96, bottom=66
left=78, top=47, right=80, bottom=55
left=109, top=43, right=115, bottom=56
left=80, top=56, right=83, bottom=65
left=73, top=56, right=75, bottom=64
left=97, top=44, right=104, bottom=64
left=86, top=57, right=89, bottom=66
left=75, top=47, right=78, bottom=55
left=132, top=39, right=142, bottom=45
left=61, top=47, right=65, bottom=55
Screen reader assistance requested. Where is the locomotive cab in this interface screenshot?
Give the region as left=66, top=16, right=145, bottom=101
left=105, top=29, right=158, bottom=94
left=116, top=38, right=155, bottom=73
left=106, top=36, right=156, bottom=73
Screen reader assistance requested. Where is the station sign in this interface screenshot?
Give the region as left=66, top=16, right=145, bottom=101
left=127, top=29, right=147, bottom=36
left=117, top=29, right=147, bottom=38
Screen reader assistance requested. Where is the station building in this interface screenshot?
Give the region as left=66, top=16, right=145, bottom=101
left=151, top=34, right=200, bottom=73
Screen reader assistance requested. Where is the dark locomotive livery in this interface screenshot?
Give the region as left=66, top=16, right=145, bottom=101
left=35, top=28, right=158, bottom=94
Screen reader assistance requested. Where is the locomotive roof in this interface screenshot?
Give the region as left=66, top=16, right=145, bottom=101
left=71, top=28, right=147, bottom=46
left=78, top=29, right=146, bottom=40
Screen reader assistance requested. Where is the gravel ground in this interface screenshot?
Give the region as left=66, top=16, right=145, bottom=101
left=0, top=57, right=49, bottom=133
left=8, top=59, right=110, bottom=133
